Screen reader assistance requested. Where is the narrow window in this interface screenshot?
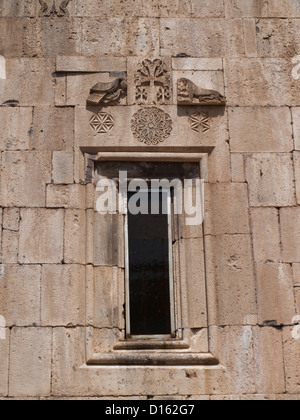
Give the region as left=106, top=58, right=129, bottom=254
left=125, top=189, right=175, bottom=339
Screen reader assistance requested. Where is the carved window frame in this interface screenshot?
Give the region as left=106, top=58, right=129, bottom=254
left=85, top=152, right=219, bottom=367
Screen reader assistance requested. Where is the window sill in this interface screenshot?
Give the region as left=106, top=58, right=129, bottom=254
left=87, top=352, right=219, bottom=366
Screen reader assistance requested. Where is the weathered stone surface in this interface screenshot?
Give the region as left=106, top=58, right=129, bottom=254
left=212, top=235, right=257, bottom=326
left=19, top=209, right=64, bottom=264
left=229, top=107, right=293, bottom=152
left=0, top=18, right=23, bottom=58
left=160, top=19, right=245, bottom=57
left=64, top=209, right=86, bottom=265
left=243, top=18, right=257, bottom=57
left=81, top=18, right=159, bottom=57
left=280, top=208, right=300, bottom=263
left=0, top=328, right=9, bottom=396
left=2, top=208, right=19, bottom=231
left=23, top=18, right=81, bottom=58
left=33, top=107, right=74, bottom=151
left=204, top=183, right=250, bottom=236
left=46, top=184, right=86, bottom=209
left=56, top=56, right=127, bottom=73
left=172, top=58, right=223, bottom=71
left=0, top=1, right=36, bottom=17
left=256, top=263, right=295, bottom=326
left=0, top=264, right=41, bottom=327
left=293, top=264, right=300, bottom=287
left=251, top=208, right=281, bottom=263
left=0, top=59, right=55, bottom=106
left=0, top=107, right=32, bottom=151
left=0, top=151, right=52, bottom=207
left=52, top=151, right=74, bottom=184
left=283, top=327, right=300, bottom=394
left=231, top=153, right=245, bottom=183
left=1, top=230, right=19, bottom=263
left=9, top=327, right=52, bottom=397
left=41, top=265, right=85, bottom=326
left=245, top=154, right=296, bottom=207
left=225, top=59, right=300, bottom=106
left=253, top=326, right=285, bottom=394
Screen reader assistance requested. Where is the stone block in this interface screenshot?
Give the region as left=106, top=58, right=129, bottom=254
left=256, top=19, right=300, bottom=58
left=0, top=1, right=36, bottom=17
left=33, top=106, right=74, bottom=151
left=212, top=235, right=257, bottom=326
left=0, top=151, right=52, bottom=207
left=296, top=288, right=300, bottom=315
left=204, top=183, right=250, bottom=236
left=229, top=107, right=293, bottom=152
left=172, top=58, right=223, bottom=71
left=251, top=208, right=281, bottom=263
left=225, top=58, right=300, bottom=107
left=160, top=18, right=245, bottom=57
left=19, top=209, right=64, bottom=264
left=0, top=18, right=23, bottom=58
left=231, top=153, right=245, bottom=183
left=245, top=154, right=296, bottom=207
left=256, top=263, right=295, bottom=326
left=93, top=266, right=124, bottom=329
left=93, top=213, right=124, bottom=268
left=75, top=105, right=225, bottom=150
left=0, top=264, right=41, bottom=327
left=3, top=208, right=19, bottom=231
left=0, top=328, right=9, bottom=396
left=41, top=265, right=85, bottom=326
left=9, top=327, right=52, bottom=397
left=46, top=184, right=86, bottom=209
left=52, top=151, right=74, bottom=184
left=74, top=0, right=143, bottom=17
left=294, top=152, right=300, bottom=204
left=293, top=264, right=300, bottom=287
left=1, top=230, right=19, bottom=263
left=283, top=327, right=300, bottom=394
left=80, top=18, right=159, bottom=57
left=56, top=56, right=127, bottom=73
left=243, top=18, right=257, bottom=57
left=252, top=326, right=285, bottom=394
left=23, top=18, right=81, bottom=58
left=280, top=208, right=300, bottom=263
left=216, top=326, right=256, bottom=394
left=0, top=107, right=32, bottom=151
left=64, top=209, right=86, bottom=265
left=291, top=108, right=300, bottom=150
left=0, top=59, right=55, bottom=106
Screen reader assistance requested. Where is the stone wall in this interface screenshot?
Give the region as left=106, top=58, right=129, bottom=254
left=0, top=0, right=300, bottom=400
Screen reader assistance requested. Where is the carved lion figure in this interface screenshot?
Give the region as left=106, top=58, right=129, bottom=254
left=177, top=78, right=226, bottom=106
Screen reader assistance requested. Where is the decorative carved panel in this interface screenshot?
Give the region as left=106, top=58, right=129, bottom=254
left=135, top=60, right=171, bottom=105
left=177, top=78, right=226, bottom=106
left=87, top=78, right=127, bottom=107
left=39, top=0, right=71, bottom=17
left=131, top=107, right=173, bottom=145
left=90, top=112, right=115, bottom=134
left=190, top=113, right=211, bottom=133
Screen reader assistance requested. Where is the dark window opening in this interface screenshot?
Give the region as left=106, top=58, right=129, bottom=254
left=126, top=190, right=174, bottom=338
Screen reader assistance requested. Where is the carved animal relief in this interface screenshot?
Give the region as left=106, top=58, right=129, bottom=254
left=190, top=113, right=211, bottom=133
left=39, top=0, right=71, bottom=17
left=131, top=107, right=173, bottom=145
left=87, top=78, right=127, bottom=107
left=135, top=60, right=171, bottom=105
left=177, top=78, right=226, bottom=106
left=90, top=112, right=114, bottom=134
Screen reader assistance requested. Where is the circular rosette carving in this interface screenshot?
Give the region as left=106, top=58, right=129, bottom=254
left=131, top=107, right=173, bottom=145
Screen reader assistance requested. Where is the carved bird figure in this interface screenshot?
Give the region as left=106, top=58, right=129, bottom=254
left=87, top=78, right=127, bottom=107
